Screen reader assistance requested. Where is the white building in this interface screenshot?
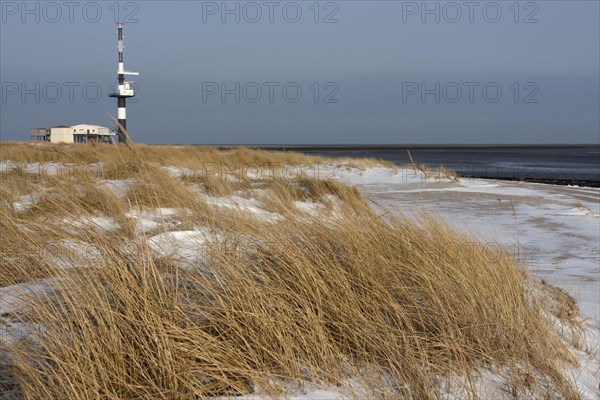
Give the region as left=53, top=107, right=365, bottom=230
left=30, top=124, right=116, bottom=144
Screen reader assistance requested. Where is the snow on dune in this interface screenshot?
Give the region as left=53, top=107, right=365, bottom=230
left=48, top=239, right=104, bottom=269
left=60, top=216, right=119, bottom=233
left=0, top=160, right=14, bottom=172
left=147, top=229, right=222, bottom=267
left=125, top=207, right=182, bottom=234
left=161, top=165, right=196, bottom=178
left=334, top=165, right=428, bottom=186
left=12, top=194, right=39, bottom=213
left=203, top=195, right=283, bottom=222
left=0, top=280, right=56, bottom=345
left=0, top=281, right=53, bottom=317
left=293, top=200, right=326, bottom=215
left=97, top=179, right=134, bottom=198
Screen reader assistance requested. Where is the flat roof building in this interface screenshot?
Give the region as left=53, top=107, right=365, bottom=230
left=30, top=124, right=115, bottom=144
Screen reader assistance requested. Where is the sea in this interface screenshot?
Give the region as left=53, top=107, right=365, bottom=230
left=255, top=145, right=600, bottom=187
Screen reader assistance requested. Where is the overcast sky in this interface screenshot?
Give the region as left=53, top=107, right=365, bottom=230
left=1, top=1, right=598, bottom=144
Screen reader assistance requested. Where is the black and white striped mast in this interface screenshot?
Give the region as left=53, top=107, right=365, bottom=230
left=109, top=22, right=139, bottom=144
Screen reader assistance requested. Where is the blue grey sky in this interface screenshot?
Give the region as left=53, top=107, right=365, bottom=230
left=1, top=1, right=598, bottom=144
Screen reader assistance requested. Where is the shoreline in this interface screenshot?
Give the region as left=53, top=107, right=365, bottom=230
left=253, top=145, right=600, bottom=187
left=452, top=175, right=600, bottom=188
left=265, top=146, right=600, bottom=188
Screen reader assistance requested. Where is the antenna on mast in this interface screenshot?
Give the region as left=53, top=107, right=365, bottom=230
left=109, top=22, right=139, bottom=144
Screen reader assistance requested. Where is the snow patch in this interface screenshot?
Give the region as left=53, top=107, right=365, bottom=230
left=293, top=200, right=326, bottom=215
left=12, top=194, right=39, bottom=213
left=161, top=165, right=195, bottom=178
left=47, top=239, right=104, bottom=269
left=125, top=208, right=182, bottom=234
left=60, top=216, right=119, bottom=233
left=204, top=195, right=283, bottom=222
left=97, top=179, right=133, bottom=198
left=147, top=229, right=222, bottom=268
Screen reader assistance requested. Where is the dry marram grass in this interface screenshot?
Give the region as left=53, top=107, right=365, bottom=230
left=0, top=142, right=586, bottom=399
